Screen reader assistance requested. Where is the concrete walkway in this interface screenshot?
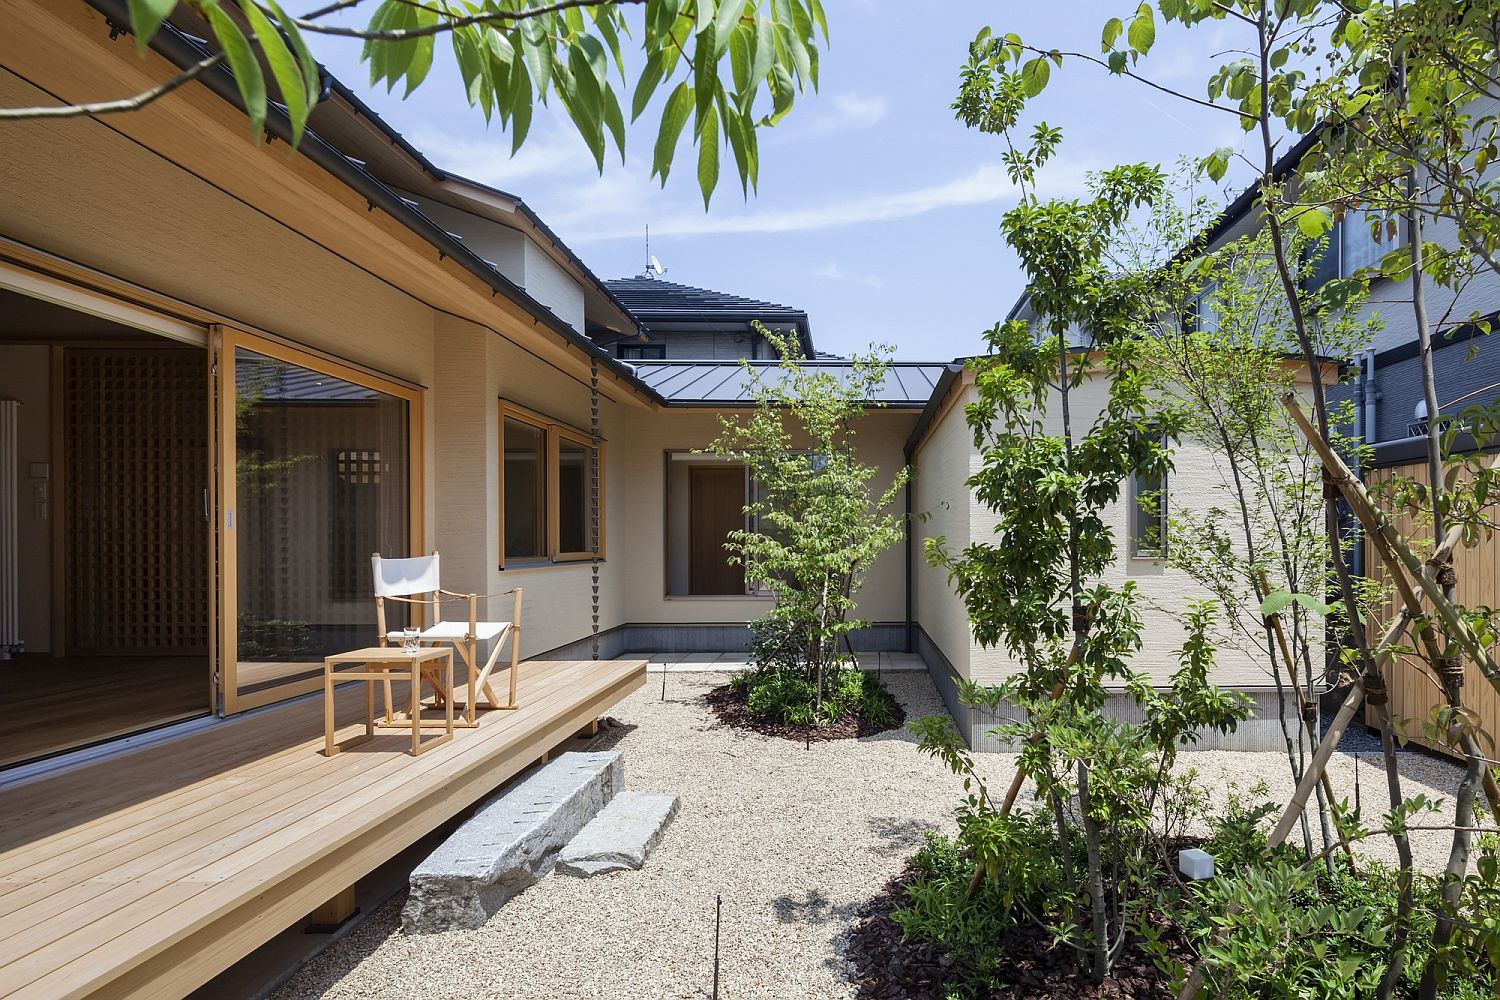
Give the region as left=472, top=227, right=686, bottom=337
left=639, top=651, right=929, bottom=674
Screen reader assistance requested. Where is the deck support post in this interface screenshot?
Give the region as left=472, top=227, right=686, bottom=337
left=305, top=885, right=359, bottom=934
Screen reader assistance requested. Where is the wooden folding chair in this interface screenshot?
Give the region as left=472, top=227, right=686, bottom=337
left=371, top=552, right=524, bottom=727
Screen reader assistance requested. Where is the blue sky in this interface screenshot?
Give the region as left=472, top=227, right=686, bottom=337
left=305, top=3, right=1254, bottom=360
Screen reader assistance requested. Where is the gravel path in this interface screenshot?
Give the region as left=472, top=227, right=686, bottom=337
left=275, top=670, right=1467, bottom=1000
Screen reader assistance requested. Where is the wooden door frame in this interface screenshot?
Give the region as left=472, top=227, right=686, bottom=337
left=216, top=326, right=425, bottom=714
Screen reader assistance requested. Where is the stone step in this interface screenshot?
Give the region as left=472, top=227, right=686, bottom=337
left=402, top=751, right=623, bottom=934
left=556, top=790, right=680, bottom=877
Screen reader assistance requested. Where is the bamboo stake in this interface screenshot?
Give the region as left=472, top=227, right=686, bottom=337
left=965, top=636, right=1084, bottom=896
left=1256, top=567, right=1355, bottom=864
left=1177, top=614, right=1410, bottom=1000
left=1281, top=395, right=1500, bottom=824
left=1282, top=395, right=1500, bottom=696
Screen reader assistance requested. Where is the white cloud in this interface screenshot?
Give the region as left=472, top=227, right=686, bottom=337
left=565, top=161, right=1090, bottom=242
left=814, top=261, right=883, bottom=288
left=817, top=93, right=887, bottom=132
left=406, top=124, right=593, bottom=188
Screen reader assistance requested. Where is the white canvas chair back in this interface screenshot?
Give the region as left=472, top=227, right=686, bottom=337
left=371, top=553, right=441, bottom=599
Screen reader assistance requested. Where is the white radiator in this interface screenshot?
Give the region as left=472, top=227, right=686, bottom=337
left=0, top=400, right=19, bottom=654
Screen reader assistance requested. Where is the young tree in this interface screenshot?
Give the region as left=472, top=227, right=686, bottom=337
left=975, top=5, right=1500, bottom=993
left=2, top=0, right=827, bottom=207
left=913, top=118, right=1251, bottom=976
left=705, top=327, right=908, bottom=724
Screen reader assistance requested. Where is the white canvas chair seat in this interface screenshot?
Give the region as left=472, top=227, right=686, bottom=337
left=370, top=552, right=524, bottom=726
left=387, top=620, right=512, bottom=643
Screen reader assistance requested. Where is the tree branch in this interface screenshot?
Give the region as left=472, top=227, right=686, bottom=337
left=0, top=51, right=224, bottom=120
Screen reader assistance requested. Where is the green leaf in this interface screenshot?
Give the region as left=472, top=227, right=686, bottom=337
left=127, top=0, right=178, bottom=52
left=752, top=7, right=776, bottom=81
left=714, top=0, right=749, bottom=54
left=1258, top=590, right=1293, bottom=617
left=721, top=97, right=749, bottom=195
left=632, top=52, right=666, bottom=121
left=509, top=58, right=533, bottom=152
left=566, top=44, right=602, bottom=124
left=694, top=26, right=718, bottom=125
left=1289, top=593, right=1334, bottom=617
left=729, top=23, right=752, bottom=95
left=652, top=81, right=694, bottom=183
left=241, top=1, right=309, bottom=146
left=1020, top=56, right=1050, bottom=98
left=1101, top=16, right=1123, bottom=52
left=520, top=17, right=553, bottom=102
left=1295, top=206, right=1332, bottom=238
left=1128, top=4, right=1155, bottom=54
left=264, top=0, right=321, bottom=108
left=694, top=0, right=714, bottom=34
left=404, top=33, right=435, bottom=97
left=602, top=85, right=627, bottom=162
left=205, top=4, right=266, bottom=140
left=1202, top=145, right=1230, bottom=182
left=697, top=100, right=720, bottom=208
left=806, top=0, right=829, bottom=42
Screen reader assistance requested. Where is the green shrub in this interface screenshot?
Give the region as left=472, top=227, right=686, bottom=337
left=891, top=826, right=1055, bottom=994
left=732, top=662, right=898, bottom=728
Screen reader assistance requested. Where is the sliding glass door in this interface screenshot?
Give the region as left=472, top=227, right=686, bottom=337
left=217, top=330, right=421, bottom=713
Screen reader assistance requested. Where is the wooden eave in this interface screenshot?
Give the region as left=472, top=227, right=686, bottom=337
left=0, top=0, right=655, bottom=409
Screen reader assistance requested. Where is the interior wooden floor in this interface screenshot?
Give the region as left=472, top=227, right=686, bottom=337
left=0, top=656, right=647, bottom=1000
left=0, top=655, right=209, bottom=769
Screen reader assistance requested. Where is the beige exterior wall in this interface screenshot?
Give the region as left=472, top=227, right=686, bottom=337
left=613, top=407, right=915, bottom=628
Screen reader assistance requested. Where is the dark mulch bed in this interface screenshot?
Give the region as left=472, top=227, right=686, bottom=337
left=703, top=682, right=906, bottom=742
left=846, top=864, right=1197, bottom=1000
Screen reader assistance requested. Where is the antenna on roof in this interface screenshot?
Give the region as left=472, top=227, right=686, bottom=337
left=642, top=225, right=666, bottom=278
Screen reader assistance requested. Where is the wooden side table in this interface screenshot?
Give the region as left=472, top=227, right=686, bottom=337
left=324, top=646, right=454, bottom=757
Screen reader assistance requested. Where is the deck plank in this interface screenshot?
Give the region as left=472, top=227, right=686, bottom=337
left=0, top=658, right=646, bottom=1000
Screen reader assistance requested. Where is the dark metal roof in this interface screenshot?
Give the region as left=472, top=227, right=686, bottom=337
left=634, top=360, right=949, bottom=407
left=605, top=277, right=814, bottom=355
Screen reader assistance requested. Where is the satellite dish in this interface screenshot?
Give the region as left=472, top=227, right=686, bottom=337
left=649, top=255, right=666, bottom=276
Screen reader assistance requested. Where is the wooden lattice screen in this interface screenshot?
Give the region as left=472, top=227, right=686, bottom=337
left=64, top=348, right=209, bottom=654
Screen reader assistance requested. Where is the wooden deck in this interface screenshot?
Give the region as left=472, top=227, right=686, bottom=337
left=0, top=657, right=646, bottom=1000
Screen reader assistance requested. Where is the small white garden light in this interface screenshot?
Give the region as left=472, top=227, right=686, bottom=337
left=1179, top=848, right=1215, bottom=880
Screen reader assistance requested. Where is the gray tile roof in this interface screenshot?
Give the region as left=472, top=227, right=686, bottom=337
left=632, top=360, right=950, bottom=407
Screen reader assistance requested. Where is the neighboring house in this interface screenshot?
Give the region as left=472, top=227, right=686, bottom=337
left=598, top=275, right=813, bottom=360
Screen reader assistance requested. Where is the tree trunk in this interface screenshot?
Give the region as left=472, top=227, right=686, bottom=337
left=1077, top=762, right=1111, bottom=982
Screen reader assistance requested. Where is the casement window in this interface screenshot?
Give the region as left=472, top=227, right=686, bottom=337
left=1129, top=430, right=1168, bottom=559
left=1184, top=280, right=1221, bottom=334
left=500, top=402, right=604, bottom=566
left=1305, top=215, right=1402, bottom=291
left=618, top=342, right=666, bottom=360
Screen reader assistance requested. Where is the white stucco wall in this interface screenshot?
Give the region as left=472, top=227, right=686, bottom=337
left=914, top=373, right=1301, bottom=691
left=910, top=384, right=974, bottom=678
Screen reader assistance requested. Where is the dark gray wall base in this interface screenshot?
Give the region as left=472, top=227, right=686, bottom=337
left=536, top=622, right=907, bottom=661
left=914, top=625, right=1303, bottom=753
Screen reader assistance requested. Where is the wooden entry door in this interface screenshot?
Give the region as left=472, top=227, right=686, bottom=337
left=689, top=465, right=745, bottom=595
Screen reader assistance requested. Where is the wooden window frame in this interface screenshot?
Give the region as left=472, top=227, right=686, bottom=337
left=499, top=400, right=605, bottom=568
left=218, top=326, right=424, bottom=715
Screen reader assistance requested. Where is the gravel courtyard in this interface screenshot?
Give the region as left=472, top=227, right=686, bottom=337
left=275, top=669, right=1466, bottom=1000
